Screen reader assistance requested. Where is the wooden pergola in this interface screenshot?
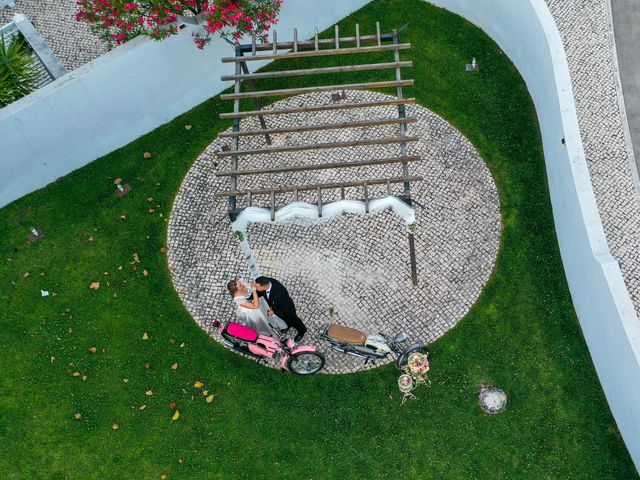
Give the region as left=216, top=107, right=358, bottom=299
left=216, top=23, right=421, bottom=285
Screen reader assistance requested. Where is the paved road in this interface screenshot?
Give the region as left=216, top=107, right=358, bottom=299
left=611, top=0, right=640, bottom=171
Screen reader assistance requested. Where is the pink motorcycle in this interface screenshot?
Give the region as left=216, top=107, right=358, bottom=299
left=211, top=320, right=326, bottom=375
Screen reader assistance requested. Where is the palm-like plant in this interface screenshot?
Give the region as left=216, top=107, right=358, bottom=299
left=0, top=32, right=39, bottom=108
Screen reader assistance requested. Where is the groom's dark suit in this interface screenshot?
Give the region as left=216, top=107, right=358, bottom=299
left=257, top=277, right=307, bottom=338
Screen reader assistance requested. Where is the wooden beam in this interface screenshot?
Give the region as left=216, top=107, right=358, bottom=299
left=216, top=136, right=419, bottom=157
left=220, top=79, right=414, bottom=101
left=215, top=154, right=421, bottom=176
left=215, top=176, right=423, bottom=197
left=219, top=97, right=417, bottom=119
left=239, top=33, right=394, bottom=53
left=221, top=43, right=411, bottom=63
left=218, top=116, right=418, bottom=138
left=220, top=61, right=413, bottom=82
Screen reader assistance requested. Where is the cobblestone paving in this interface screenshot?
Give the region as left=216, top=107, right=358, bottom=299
left=0, top=0, right=107, bottom=71
left=168, top=90, right=501, bottom=373
left=545, top=0, right=640, bottom=315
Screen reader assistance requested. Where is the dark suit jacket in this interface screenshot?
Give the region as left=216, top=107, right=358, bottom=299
left=257, top=278, right=297, bottom=320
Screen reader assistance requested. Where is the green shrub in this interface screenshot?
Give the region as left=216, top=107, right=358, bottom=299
left=0, top=32, right=39, bottom=108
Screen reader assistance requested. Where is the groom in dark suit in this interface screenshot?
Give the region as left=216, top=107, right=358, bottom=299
left=254, top=276, right=307, bottom=342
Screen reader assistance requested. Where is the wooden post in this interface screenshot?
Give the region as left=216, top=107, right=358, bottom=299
left=270, top=190, right=276, bottom=221
left=251, top=31, right=256, bottom=55
left=376, top=22, right=381, bottom=45
left=335, top=25, right=339, bottom=49
left=392, top=29, right=409, bottom=196
left=317, top=187, right=323, bottom=217
left=356, top=24, right=360, bottom=47
left=247, top=191, right=252, bottom=207
left=363, top=181, right=369, bottom=213
left=408, top=232, right=418, bottom=286
left=393, top=28, right=417, bottom=287
left=293, top=188, right=299, bottom=202
left=293, top=28, right=298, bottom=52
left=272, top=30, right=277, bottom=54
left=229, top=43, right=242, bottom=211
left=315, top=27, right=319, bottom=50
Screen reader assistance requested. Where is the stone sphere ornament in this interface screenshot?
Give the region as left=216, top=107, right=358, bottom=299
left=478, top=386, right=507, bottom=414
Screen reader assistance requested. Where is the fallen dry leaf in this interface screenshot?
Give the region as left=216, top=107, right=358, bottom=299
left=50, top=356, right=56, bottom=363
left=194, top=381, right=204, bottom=389
left=143, top=270, right=149, bottom=276
left=206, top=395, right=215, bottom=403
left=202, top=390, right=208, bottom=396
left=143, top=151, right=152, bottom=159
left=88, top=347, right=97, bottom=353
left=82, top=375, right=87, bottom=381
left=171, top=363, right=178, bottom=370
left=180, top=343, right=185, bottom=348
left=171, top=410, right=180, bottom=421
left=169, top=338, right=175, bottom=344
left=144, top=362, right=151, bottom=369
left=112, top=423, right=119, bottom=430
left=139, top=405, right=146, bottom=411
left=145, top=390, right=153, bottom=396
left=160, top=472, right=169, bottom=480
left=148, top=208, right=155, bottom=213
left=123, top=378, right=129, bottom=383
left=133, top=253, right=140, bottom=263
left=72, top=371, right=81, bottom=377
left=118, top=266, right=123, bottom=270
left=114, top=178, right=122, bottom=185
left=119, top=215, right=126, bottom=220
left=142, top=332, right=149, bottom=340
left=185, top=125, right=192, bottom=130
left=23, top=272, right=29, bottom=278
left=89, top=282, right=100, bottom=290
left=74, top=413, right=82, bottom=420
left=87, top=236, right=94, bottom=242
left=147, top=197, right=153, bottom=202
left=169, top=401, right=177, bottom=410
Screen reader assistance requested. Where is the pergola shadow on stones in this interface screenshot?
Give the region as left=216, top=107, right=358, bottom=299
left=216, top=23, right=422, bottom=286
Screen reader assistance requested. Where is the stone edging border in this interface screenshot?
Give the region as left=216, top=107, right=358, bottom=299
left=603, top=0, right=640, bottom=201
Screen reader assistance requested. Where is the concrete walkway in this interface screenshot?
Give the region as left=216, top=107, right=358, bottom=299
left=611, top=0, right=640, bottom=170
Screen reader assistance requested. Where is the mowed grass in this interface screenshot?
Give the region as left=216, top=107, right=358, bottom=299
left=0, top=0, right=637, bottom=478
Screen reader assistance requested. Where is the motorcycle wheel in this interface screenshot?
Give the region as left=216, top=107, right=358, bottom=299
left=396, top=344, right=430, bottom=372
left=286, top=351, right=326, bottom=375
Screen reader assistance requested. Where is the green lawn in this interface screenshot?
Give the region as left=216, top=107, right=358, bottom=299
left=0, top=0, right=637, bottom=478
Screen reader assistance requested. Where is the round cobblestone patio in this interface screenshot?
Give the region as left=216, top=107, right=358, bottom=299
left=168, top=91, right=501, bottom=373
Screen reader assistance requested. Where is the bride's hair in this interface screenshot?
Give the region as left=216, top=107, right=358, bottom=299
left=227, top=279, right=239, bottom=297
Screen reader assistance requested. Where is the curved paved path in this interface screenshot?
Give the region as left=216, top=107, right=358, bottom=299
left=611, top=0, right=640, bottom=170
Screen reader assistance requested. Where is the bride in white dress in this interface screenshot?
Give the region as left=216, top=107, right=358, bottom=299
left=227, top=279, right=287, bottom=335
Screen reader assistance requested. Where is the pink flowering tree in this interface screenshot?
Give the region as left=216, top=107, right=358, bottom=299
left=75, top=0, right=283, bottom=49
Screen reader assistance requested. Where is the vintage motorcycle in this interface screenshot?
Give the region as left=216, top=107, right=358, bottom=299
left=320, top=323, right=429, bottom=370
left=212, top=320, right=326, bottom=375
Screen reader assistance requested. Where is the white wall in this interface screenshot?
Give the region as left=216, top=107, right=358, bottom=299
left=426, top=0, right=640, bottom=470
left=0, top=0, right=369, bottom=207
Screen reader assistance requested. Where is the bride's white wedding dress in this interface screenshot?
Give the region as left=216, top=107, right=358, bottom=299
left=233, top=296, right=287, bottom=335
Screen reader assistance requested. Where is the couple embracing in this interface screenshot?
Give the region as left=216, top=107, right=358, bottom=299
left=227, top=277, right=308, bottom=342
